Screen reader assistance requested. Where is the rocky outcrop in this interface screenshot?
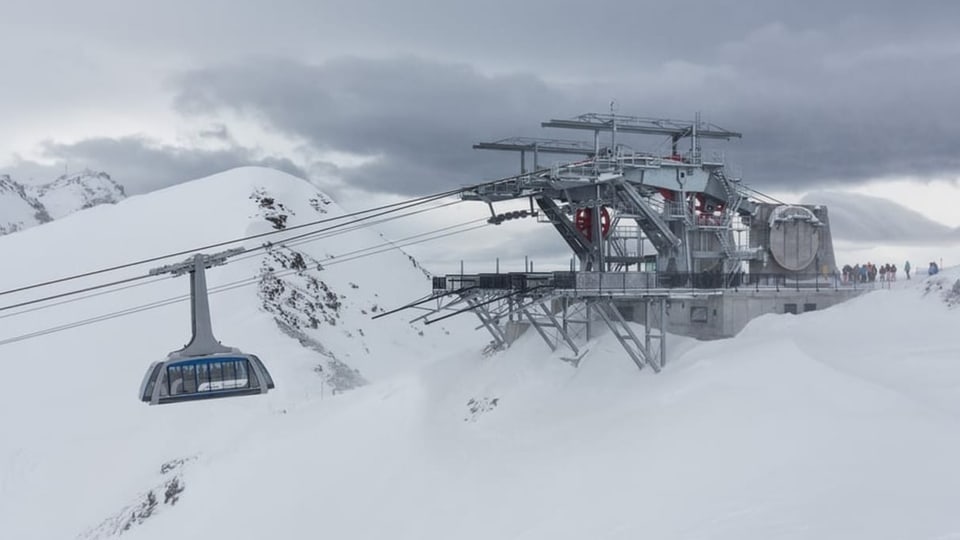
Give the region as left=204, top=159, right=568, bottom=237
left=0, top=170, right=125, bottom=235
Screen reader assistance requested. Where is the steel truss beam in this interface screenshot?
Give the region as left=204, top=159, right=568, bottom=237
left=465, top=296, right=507, bottom=349
left=535, top=303, right=580, bottom=356
left=408, top=293, right=471, bottom=324
left=591, top=299, right=662, bottom=373
left=496, top=293, right=581, bottom=356
left=643, top=298, right=668, bottom=370
left=474, top=137, right=597, bottom=156
left=372, top=287, right=476, bottom=320
left=542, top=114, right=742, bottom=140
left=535, top=196, right=595, bottom=267
left=405, top=274, right=670, bottom=372
left=614, top=179, right=681, bottom=253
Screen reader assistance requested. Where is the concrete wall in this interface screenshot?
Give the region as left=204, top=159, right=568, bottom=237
left=622, top=288, right=866, bottom=340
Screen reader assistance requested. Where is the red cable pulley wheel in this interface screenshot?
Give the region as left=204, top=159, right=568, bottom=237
left=574, top=206, right=611, bottom=239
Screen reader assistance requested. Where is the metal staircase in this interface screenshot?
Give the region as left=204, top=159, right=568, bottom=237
left=711, top=171, right=759, bottom=285
left=614, top=180, right=680, bottom=254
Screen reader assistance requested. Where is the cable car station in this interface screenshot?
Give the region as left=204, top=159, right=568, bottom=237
left=397, top=111, right=866, bottom=370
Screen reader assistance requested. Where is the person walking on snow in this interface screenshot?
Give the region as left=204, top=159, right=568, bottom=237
left=904, top=260, right=911, bottom=280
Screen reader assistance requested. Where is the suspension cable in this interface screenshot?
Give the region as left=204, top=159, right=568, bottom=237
left=0, top=200, right=467, bottom=318
left=0, top=275, right=168, bottom=322
left=0, top=197, right=468, bottom=313
left=739, top=184, right=786, bottom=205
left=0, top=220, right=490, bottom=340
left=0, top=164, right=545, bottom=298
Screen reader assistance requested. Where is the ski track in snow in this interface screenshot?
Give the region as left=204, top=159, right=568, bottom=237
left=0, top=167, right=959, bottom=539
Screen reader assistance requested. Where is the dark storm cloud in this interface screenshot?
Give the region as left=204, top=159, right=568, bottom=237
left=175, top=56, right=586, bottom=194
left=4, top=136, right=307, bottom=195
left=7, top=1, right=957, bottom=75
left=173, top=34, right=960, bottom=196
left=6, top=1, right=960, bottom=196
left=801, top=191, right=960, bottom=245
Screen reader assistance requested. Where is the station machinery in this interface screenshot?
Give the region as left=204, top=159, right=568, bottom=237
left=393, top=111, right=842, bottom=370
left=467, top=112, right=837, bottom=283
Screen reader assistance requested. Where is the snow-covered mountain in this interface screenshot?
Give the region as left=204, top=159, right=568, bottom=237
left=0, top=174, right=49, bottom=235
left=0, top=170, right=125, bottom=234
left=30, top=170, right=126, bottom=220
left=2, top=166, right=960, bottom=539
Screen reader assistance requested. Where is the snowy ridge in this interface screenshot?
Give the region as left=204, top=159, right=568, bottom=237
left=2, top=167, right=960, bottom=539
left=0, top=169, right=124, bottom=235
left=0, top=174, right=49, bottom=234
left=30, top=170, right=126, bottom=220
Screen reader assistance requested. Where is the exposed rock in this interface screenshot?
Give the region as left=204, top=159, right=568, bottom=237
left=0, top=170, right=124, bottom=236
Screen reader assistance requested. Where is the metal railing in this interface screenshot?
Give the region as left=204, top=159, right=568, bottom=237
left=433, top=271, right=878, bottom=294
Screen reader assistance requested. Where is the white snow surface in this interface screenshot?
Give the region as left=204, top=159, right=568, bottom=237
left=0, top=174, right=46, bottom=235
left=29, top=170, right=126, bottom=220
left=0, top=169, right=124, bottom=235
left=2, top=167, right=960, bottom=539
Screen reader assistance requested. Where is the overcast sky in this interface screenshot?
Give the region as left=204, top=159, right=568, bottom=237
left=2, top=0, right=959, bottom=270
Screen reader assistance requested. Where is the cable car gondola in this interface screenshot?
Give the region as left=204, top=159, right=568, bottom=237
left=139, top=250, right=275, bottom=405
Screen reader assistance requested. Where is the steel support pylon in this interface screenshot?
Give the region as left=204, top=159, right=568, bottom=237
left=149, top=248, right=244, bottom=357
left=591, top=299, right=662, bottom=372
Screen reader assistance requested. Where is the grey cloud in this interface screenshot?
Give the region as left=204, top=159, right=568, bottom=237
left=173, top=44, right=960, bottom=197
left=4, top=136, right=307, bottom=195
left=6, top=1, right=958, bottom=77
left=175, top=56, right=586, bottom=195
left=6, top=2, right=960, bottom=197
left=800, top=191, right=960, bottom=245
left=198, top=124, right=233, bottom=142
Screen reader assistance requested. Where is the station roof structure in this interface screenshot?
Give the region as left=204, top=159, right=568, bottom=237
left=541, top=113, right=742, bottom=141
left=473, top=137, right=597, bottom=156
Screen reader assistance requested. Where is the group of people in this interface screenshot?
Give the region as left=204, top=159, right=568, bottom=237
left=841, top=261, right=912, bottom=284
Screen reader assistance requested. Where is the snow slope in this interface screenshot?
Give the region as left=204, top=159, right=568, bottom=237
left=0, top=166, right=484, bottom=538
left=2, top=167, right=960, bottom=539
left=117, top=275, right=960, bottom=540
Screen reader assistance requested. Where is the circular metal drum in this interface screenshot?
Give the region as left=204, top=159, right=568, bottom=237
left=768, top=206, right=820, bottom=271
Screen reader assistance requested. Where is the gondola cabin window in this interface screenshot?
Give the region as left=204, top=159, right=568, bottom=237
left=167, top=358, right=251, bottom=396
